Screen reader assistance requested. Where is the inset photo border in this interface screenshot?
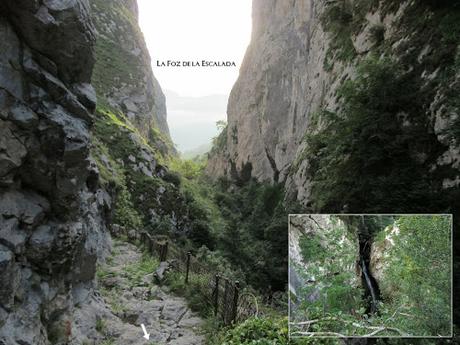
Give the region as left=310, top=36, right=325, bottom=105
left=288, top=214, right=453, bottom=339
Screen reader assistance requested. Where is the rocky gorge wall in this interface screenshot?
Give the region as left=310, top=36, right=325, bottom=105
left=206, top=0, right=460, bottom=211
left=88, top=0, right=204, bottom=242
left=0, top=1, right=111, bottom=344
left=90, top=0, right=172, bottom=145
left=207, top=0, right=323, bottom=184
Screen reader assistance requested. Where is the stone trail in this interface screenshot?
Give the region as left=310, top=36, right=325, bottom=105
left=72, top=241, right=204, bottom=345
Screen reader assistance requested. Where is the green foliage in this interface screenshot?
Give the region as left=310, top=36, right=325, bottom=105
left=293, top=217, right=361, bottom=324
left=370, top=24, right=385, bottom=46
left=167, top=158, right=223, bottom=249
left=164, top=271, right=213, bottom=316
left=92, top=107, right=153, bottom=229
left=214, top=179, right=302, bottom=291
left=95, top=318, right=107, bottom=334
left=93, top=106, right=207, bottom=241
left=304, top=56, right=446, bottom=213
left=91, top=115, right=143, bottom=231
left=99, top=340, right=115, bottom=345
left=91, top=0, right=144, bottom=97
left=216, top=120, right=227, bottom=131
left=169, top=158, right=206, bottom=180
left=113, top=182, right=143, bottom=230
left=96, top=267, right=113, bottom=281
left=210, top=122, right=228, bottom=154
left=163, top=245, right=247, bottom=318
left=381, top=215, right=452, bottom=336
left=92, top=105, right=233, bottom=254
left=321, top=0, right=358, bottom=63
left=299, top=234, right=325, bottom=262
left=292, top=215, right=452, bottom=337
left=318, top=0, right=460, bottom=163
left=122, top=253, right=159, bottom=288
left=162, top=170, right=181, bottom=186
left=209, top=317, right=289, bottom=345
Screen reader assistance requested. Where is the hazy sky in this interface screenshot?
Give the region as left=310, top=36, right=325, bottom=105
left=137, top=0, right=252, bottom=97
left=137, top=0, right=253, bottom=152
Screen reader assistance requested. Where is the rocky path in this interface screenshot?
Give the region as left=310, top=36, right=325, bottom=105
left=72, top=240, right=205, bottom=345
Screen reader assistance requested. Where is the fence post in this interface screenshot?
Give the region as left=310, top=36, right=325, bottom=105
left=142, top=233, right=148, bottom=250
left=185, top=251, right=191, bottom=284
left=214, top=274, right=220, bottom=316
left=149, top=238, right=154, bottom=255
left=232, top=281, right=240, bottom=324
left=222, top=278, right=229, bottom=324
left=162, top=240, right=169, bottom=261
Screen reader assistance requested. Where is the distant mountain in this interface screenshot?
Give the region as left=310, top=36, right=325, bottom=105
left=164, top=90, right=227, bottom=152
left=182, top=142, right=212, bottom=160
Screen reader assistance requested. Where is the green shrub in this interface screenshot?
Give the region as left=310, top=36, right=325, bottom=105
left=164, top=271, right=214, bottom=316
left=122, top=253, right=159, bottom=287
left=299, top=234, right=325, bottom=262
left=321, top=0, right=357, bottom=62
left=382, top=215, right=451, bottom=336
left=213, top=180, right=301, bottom=291
left=304, top=56, right=446, bottom=213
left=210, top=317, right=289, bottom=345
left=210, top=123, right=228, bottom=154
left=113, top=183, right=143, bottom=230
left=162, top=170, right=182, bottom=186
left=370, top=24, right=385, bottom=45
left=188, top=219, right=215, bottom=250
left=95, top=318, right=106, bottom=333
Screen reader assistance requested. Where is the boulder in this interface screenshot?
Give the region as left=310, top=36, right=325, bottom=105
left=26, top=224, right=55, bottom=265
left=127, top=229, right=137, bottom=242
left=154, top=261, right=170, bottom=283
left=161, top=299, right=187, bottom=323
left=0, top=189, right=50, bottom=226
left=0, top=217, right=26, bottom=254
left=71, top=83, right=97, bottom=112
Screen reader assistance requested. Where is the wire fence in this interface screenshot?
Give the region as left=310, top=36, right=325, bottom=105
left=133, top=230, right=259, bottom=325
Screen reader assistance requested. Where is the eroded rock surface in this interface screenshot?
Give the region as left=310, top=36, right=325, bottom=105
left=206, top=0, right=460, bottom=208
left=0, top=1, right=110, bottom=344
left=90, top=0, right=172, bottom=142
left=73, top=241, right=204, bottom=345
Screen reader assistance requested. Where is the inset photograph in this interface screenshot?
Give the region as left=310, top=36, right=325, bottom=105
left=289, top=214, right=452, bottom=338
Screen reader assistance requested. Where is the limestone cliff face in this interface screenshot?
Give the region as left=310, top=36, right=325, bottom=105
left=90, top=0, right=171, bottom=142
left=0, top=1, right=110, bottom=344
left=87, top=0, right=196, bottom=240
left=207, top=0, right=460, bottom=209
left=207, top=0, right=331, bottom=184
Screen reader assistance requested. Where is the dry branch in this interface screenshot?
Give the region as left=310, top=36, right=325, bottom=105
left=291, top=316, right=409, bottom=337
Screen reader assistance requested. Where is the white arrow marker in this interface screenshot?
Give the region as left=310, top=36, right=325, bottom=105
left=141, top=324, right=150, bottom=340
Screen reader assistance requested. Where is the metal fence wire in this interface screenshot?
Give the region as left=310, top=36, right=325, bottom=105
left=137, top=231, right=258, bottom=325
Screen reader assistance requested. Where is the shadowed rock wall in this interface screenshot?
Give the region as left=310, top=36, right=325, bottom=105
left=0, top=1, right=110, bottom=343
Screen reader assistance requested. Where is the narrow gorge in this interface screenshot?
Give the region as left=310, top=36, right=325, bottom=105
left=289, top=215, right=451, bottom=337
left=1, top=0, right=459, bottom=344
